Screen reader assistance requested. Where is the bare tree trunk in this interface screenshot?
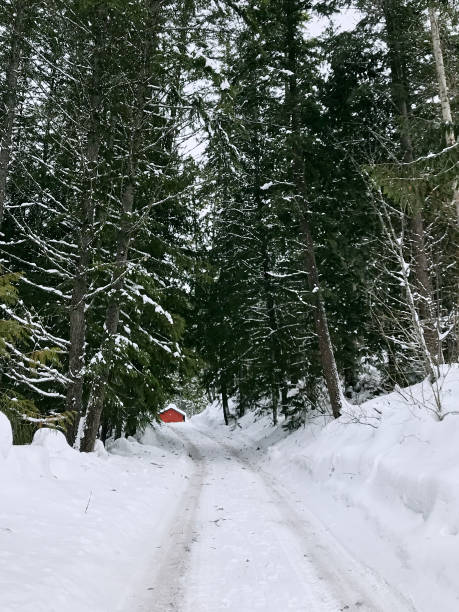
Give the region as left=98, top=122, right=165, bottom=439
left=376, top=197, right=439, bottom=383
left=428, top=4, right=459, bottom=358
left=428, top=6, right=456, bottom=150
left=0, top=0, right=25, bottom=229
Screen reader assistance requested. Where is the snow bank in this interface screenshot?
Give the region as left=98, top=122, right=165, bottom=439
left=32, top=427, right=72, bottom=453
left=139, top=421, right=188, bottom=454
left=93, top=438, right=108, bottom=458
left=106, top=435, right=138, bottom=456
left=0, top=423, right=193, bottom=612
left=192, top=398, right=222, bottom=428
left=0, top=410, right=12, bottom=459
left=282, top=366, right=459, bottom=610
left=295, top=365, right=459, bottom=532
left=192, top=397, right=241, bottom=430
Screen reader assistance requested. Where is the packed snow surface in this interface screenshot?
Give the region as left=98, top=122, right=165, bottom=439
left=1, top=365, right=458, bottom=611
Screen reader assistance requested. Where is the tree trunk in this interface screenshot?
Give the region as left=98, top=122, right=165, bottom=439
left=284, top=0, right=342, bottom=419
left=377, top=200, right=439, bottom=383
left=66, top=268, right=89, bottom=445
left=382, top=0, right=441, bottom=366
left=66, top=13, right=104, bottom=446
left=66, top=130, right=101, bottom=445
left=428, top=6, right=456, bottom=150
left=0, top=0, right=26, bottom=229
left=79, top=1, right=162, bottom=452
left=272, top=387, right=278, bottom=425
left=410, top=201, right=440, bottom=362
left=221, top=377, right=229, bottom=426
left=428, top=4, right=459, bottom=358
left=300, top=217, right=343, bottom=419
left=79, top=182, right=134, bottom=452
left=100, top=417, right=110, bottom=444
left=254, top=136, right=283, bottom=426
left=281, top=385, right=288, bottom=418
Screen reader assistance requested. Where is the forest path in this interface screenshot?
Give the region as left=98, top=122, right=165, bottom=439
left=123, top=422, right=415, bottom=612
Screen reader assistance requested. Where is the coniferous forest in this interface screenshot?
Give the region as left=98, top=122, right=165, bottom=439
left=0, top=0, right=457, bottom=450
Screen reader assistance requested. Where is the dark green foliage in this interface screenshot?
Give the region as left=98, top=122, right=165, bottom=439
left=195, top=0, right=457, bottom=426
left=0, top=0, right=204, bottom=443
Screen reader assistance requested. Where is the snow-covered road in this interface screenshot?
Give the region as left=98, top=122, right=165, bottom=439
left=123, top=422, right=414, bottom=612
left=3, top=369, right=459, bottom=611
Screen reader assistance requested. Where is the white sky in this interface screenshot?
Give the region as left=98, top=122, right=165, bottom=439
left=306, top=7, right=361, bottom=38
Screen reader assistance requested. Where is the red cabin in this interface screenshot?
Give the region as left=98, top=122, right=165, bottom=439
left=159, top=405, right=186, bottom=423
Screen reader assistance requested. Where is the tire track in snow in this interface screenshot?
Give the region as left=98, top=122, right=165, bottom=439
left=125, top=424, right=416, bottom=612
left=148, top=433, right=205, bottom=612
left=194, top=426, right=417, bottom=612
left=125, top=433, right=206, bottom=612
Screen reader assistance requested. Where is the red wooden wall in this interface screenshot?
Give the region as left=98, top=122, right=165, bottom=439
left=159, top=408, right=185, bottom=423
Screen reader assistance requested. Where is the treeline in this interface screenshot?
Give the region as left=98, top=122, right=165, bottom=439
left=194, top=0, right=458, bottom=426
left=0, top=0, right=457, bottom=446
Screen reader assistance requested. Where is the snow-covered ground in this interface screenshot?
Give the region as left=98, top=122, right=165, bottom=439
left=0, top=424, right=194, bottom=612
left=1, top=365, right=458, bottom=611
